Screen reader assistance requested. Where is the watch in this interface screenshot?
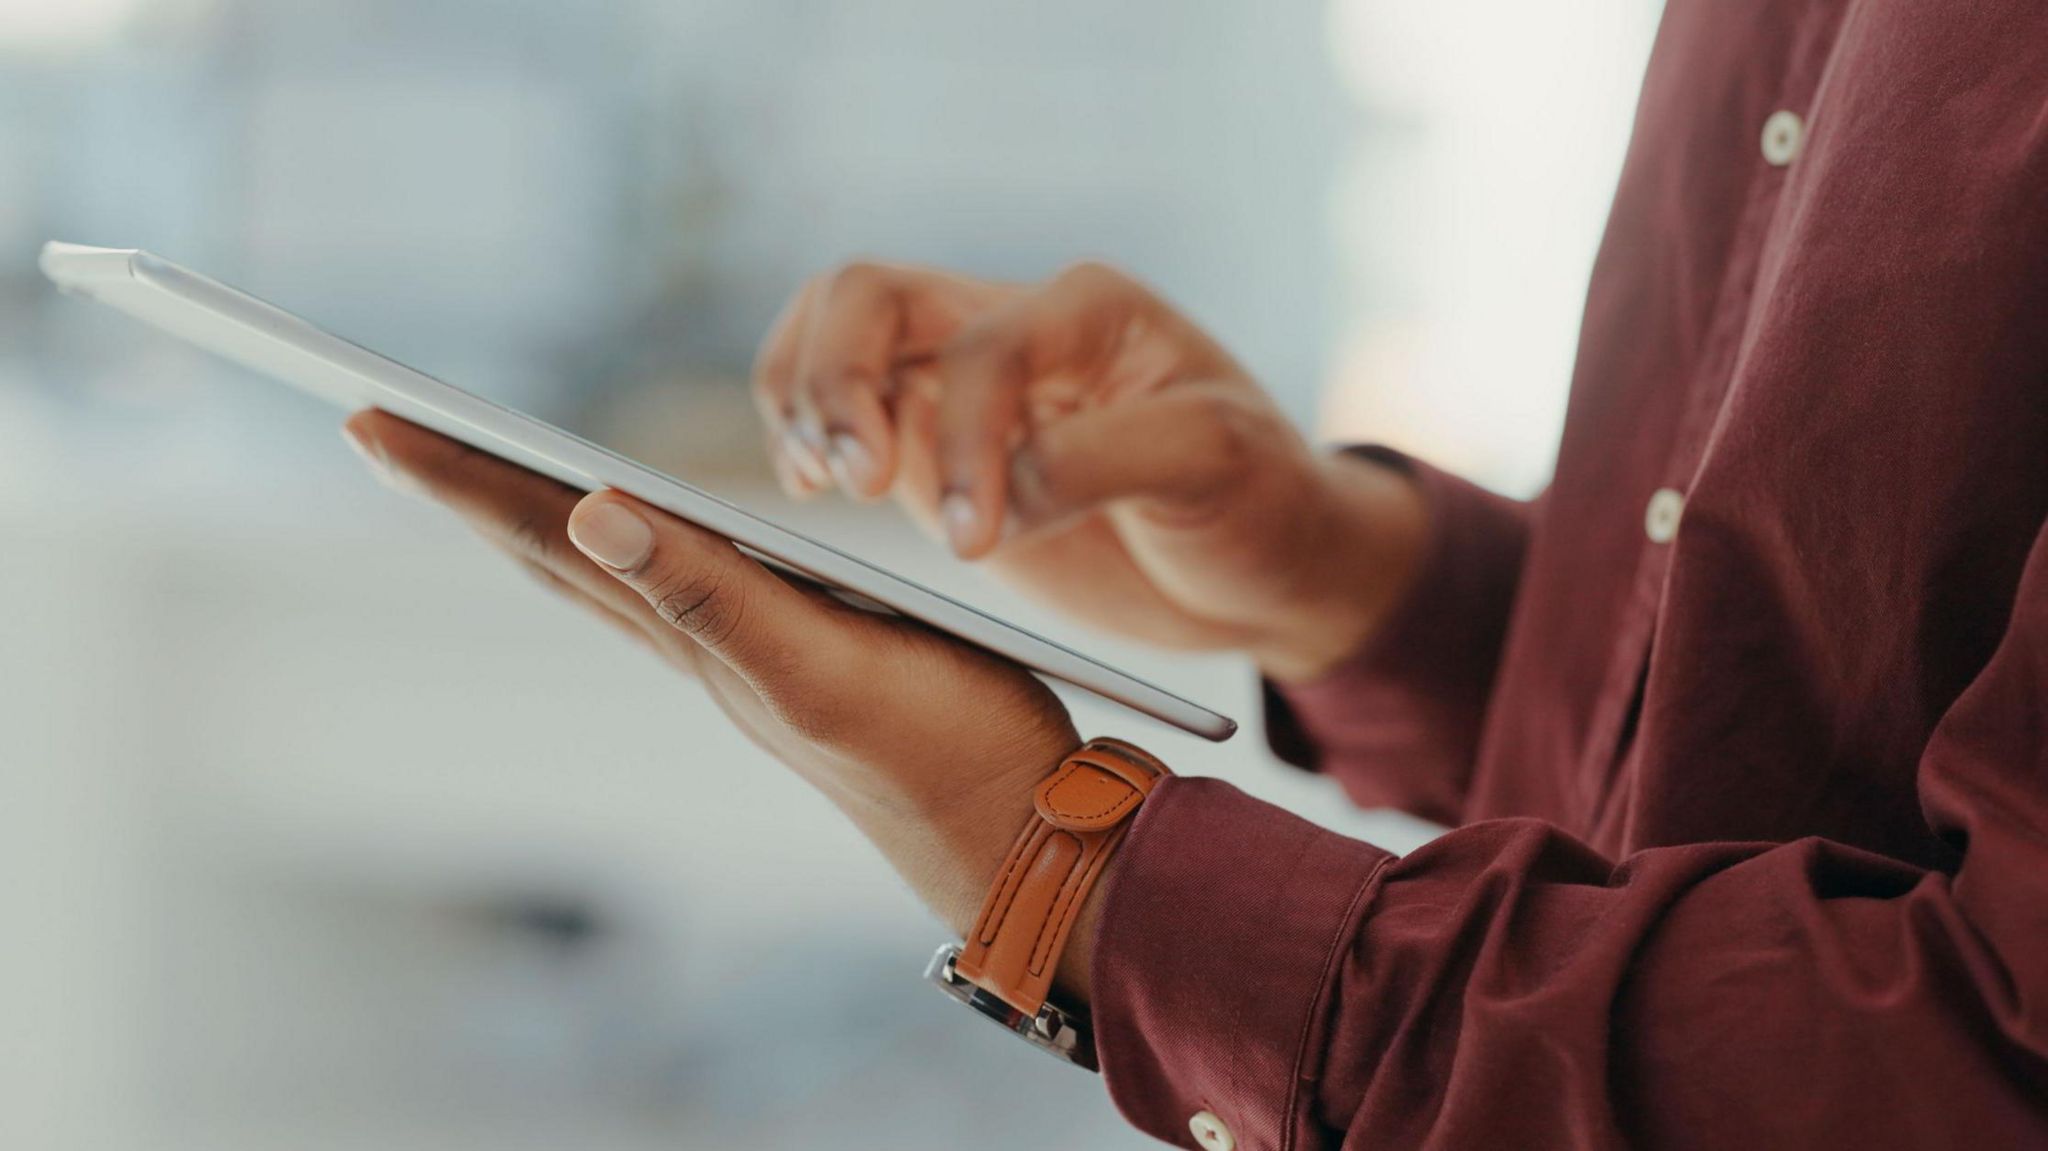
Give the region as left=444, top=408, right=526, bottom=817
left=925, top=736, right=1170, bottom=1068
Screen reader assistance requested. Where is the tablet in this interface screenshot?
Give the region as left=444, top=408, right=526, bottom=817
left=40, top=242, right=1236, bottom=742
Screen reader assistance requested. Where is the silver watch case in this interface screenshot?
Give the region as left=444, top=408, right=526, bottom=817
left=925, top=943, right=1095, bottom=1069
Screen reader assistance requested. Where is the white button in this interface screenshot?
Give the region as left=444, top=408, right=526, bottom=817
left=1761, top=110, right=1804, bottom=166
left=1189, top=1110, right=1236, bottom=1151
left=1644, top=488, right=1685, bottom=544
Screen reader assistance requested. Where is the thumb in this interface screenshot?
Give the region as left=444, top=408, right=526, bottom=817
left=566, top=491, right=847, bottom=689
left=1008, top=385, right=1270, bottom=530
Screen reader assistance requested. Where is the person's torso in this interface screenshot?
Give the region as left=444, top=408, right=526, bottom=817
left=1469, top=0, right=2048, bottom=868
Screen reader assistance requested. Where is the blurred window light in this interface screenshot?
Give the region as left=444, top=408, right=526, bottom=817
left=0, top=0, right=142, bottom=52
left=1321, top=0, right=1664, bottom=497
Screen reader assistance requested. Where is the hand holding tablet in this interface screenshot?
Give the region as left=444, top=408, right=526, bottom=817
left=41, top=239, right=1433, bottom=1040
left=39, top=243, right=1237, bottom=740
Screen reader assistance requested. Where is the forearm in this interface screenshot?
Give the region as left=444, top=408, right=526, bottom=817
left=1259, top=450, right=1533, bottom=825
left=1251, top=451, right=1429, bottom=684
left=872, top=454, right=1426, bottom=1010
left=1101, top=512, right=2048, bottom=1141
left=831, top=720, right=1107, bottom=1006
left=1090, top=779, right=2048, bottom=1149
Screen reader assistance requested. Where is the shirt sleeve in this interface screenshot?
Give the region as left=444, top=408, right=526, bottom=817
left=1094, top=519, right=2048, bottom=1149
left=1264, top=447, right=1532, bottom=826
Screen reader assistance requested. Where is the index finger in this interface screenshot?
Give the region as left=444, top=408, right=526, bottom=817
left=930, top=262, right=1158, bottom=557
left=753, top=278, right=831, bottom=493
left=789, top=262, right=1004, bottom=500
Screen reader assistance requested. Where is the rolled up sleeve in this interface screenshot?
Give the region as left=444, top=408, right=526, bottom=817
left=1093, top=515, right=2048, bottom=1149
left=1089, top=776, right=1393, bottom=1150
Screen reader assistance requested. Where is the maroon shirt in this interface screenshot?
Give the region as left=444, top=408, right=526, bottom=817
left=1089, top=3, right=2048, bottom=1148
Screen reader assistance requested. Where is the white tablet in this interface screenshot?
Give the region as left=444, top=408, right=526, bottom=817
left=40, top=242, right=1237, bottom=742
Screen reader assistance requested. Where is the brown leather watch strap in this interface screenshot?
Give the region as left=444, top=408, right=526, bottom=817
left=953, top=737, right=1170, bottom=1016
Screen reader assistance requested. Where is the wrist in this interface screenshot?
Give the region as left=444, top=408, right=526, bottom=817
left=1254, top=451, right=1428, bottom=684
left=928, top=779, right=1116, bottom=1009
left=920, top=738, right=1169, bottom=1067
left=926, top=739, right=1121, bottom=1009
left=837, top=724, right=1079, bottom=938
left=934, top=737, right=1166, bottom=1031
left=1051, top=849, right=1112, bottom=1007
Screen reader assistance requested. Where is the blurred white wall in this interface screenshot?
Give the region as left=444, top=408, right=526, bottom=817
left=6, top=0, right=1343, bottom=422
left=1323, top=0, right=1664, bottom=495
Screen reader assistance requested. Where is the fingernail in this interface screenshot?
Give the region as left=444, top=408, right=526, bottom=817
left=782, top=428, right=831, bottom=486
left=569, top=502, right=655, bottom=572
left=772, top=450, right=813, bottom=498
left=828, top=434, right=878, bottom=494
left=941, top=493, right=980, bottom=554
left=342, top=423, right=382, bottom=469
left=342, top=425, right=426, bottom=499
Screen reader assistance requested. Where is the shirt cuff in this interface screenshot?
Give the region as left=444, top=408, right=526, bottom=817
left=1090, top=776, right=1392, bottom=1150
left=1263, top=447, right=1529, bottom=824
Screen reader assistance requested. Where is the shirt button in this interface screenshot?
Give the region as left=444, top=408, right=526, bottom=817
left=1644, top=488, right=1685, bottom=544
left=1189, top=1110, right=1236, bottom=1151
left=1761, top=110, right=1805, bottom=166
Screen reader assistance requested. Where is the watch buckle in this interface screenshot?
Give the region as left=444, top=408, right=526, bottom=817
left=925, top=943, right=1093, bottom=1068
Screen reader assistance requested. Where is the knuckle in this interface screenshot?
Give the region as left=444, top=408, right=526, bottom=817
left=753, top=322, right=802, bottom=391
left=645, top=567, right=737, bottom=643
left=1059, top=260, right=1150, bottom=315
left=696, top=583, right=749, bottom=652
left=1054, top=259, right=1128, bottom=291
left=938, top=318, right=1021, bottom=376
left=749, top=343, right=789, bottom=398
left=1195, top=393, right=1262, bottom=477
left=805, top=365, right=877, bottom=408
left=824, top=259, right=888, bottom=301
left=752, top=387, right=793, bottom=426
left=940, top=311, right=1001, bottom=354
left=1055, top=260, right=1154, bottom=329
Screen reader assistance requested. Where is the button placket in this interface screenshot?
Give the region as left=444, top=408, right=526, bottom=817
left=1572, top=136, right=1788, bottom=823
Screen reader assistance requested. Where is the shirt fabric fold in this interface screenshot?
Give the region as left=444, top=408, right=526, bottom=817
left=1090, top=1, right=2048, bottom=1146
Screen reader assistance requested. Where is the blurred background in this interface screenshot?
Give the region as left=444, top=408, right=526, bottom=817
left=0, top=1, right=1663, bottom=1147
